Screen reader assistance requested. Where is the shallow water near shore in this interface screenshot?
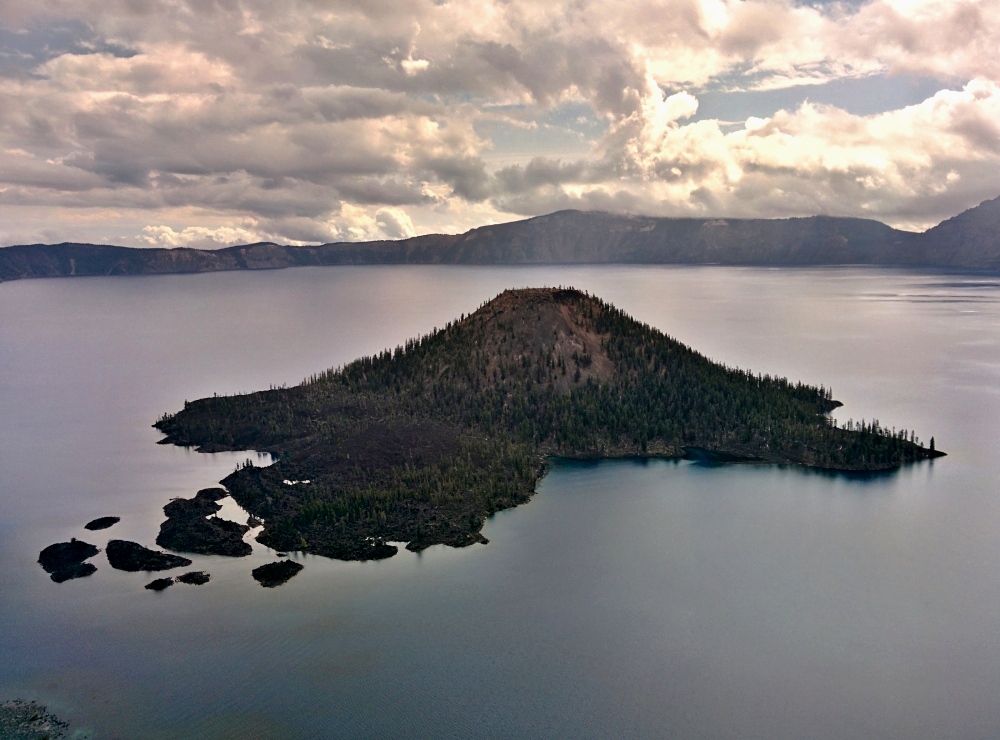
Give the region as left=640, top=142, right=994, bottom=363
left=2, top=265, right=1000, bottom=738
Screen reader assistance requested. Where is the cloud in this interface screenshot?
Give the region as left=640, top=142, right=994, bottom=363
left=375, top=207, right=416, bottom=239
left=489, top=78, right=1000, bottom=230
left=139, top=224, right=271, bottom=248
left=0, top=0, right=997, bottom=246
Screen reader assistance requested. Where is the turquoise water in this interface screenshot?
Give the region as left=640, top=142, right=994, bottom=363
left=1, top=266, right=999, bottom=738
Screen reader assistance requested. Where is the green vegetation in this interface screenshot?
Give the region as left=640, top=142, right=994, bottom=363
left=155, top=287, right=942, bottom=561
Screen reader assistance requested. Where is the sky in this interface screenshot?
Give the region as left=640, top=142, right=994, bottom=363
left=0, top=0, right=998, bottom=248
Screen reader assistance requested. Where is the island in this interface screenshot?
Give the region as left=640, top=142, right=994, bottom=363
left=252, top=560, right=304, bottom=588
left=106, top=540, right=192, bottom=572
left=145, top=578, right=174, bottom=591
left=154, top=287, right=943, bottom=561
left=176, top=571, right=211, bottom=585
left=84, top=516, right=120, bottom=531
left=37, top=539, right=99, bottom=582
left=156, top=488, right=251, bottom=556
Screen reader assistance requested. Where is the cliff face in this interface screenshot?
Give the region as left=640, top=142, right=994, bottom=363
left=3, top=196, right=1000, bottom=282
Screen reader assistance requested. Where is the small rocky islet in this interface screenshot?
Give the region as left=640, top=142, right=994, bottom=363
left=106, top=539, right=192, bottom=572
left=37, top=539, right=99, bottom=583
left=156, top=488, right=251, bottom=556
left=36, top=502, right=298, bottom=591
left=153, top=287, right=945, bottom=563
left=83, top=516, right=120, bottom=531
left=144, top=571, right=211, bottom=591
left=37, top=494, right=264, bottom=590
left=176, top=570, right=211, bottom=585
left=252, top=560, right=303, bottom=588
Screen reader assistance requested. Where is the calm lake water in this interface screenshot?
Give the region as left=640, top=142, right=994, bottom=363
left=2, top=265, right=1000, bottom=739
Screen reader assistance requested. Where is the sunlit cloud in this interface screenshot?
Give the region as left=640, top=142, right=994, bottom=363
left=0, top=0, right=997, bottom=245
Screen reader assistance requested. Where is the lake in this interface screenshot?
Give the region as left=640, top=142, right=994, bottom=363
left=2, top=265, right=999, bottom=738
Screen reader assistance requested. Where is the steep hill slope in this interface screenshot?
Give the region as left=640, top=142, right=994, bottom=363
left=154, top=288, right=941, bottom=561
left=919, top=195, right=1000, bottom=270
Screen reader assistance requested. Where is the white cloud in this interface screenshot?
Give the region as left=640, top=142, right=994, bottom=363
left=495, top=78, right=1000, bottom=230
left=139, top=224, right=271, bottom=248
left=0, top=0, right=998, bottom=245
left=375, top=207, right=417, bottom=239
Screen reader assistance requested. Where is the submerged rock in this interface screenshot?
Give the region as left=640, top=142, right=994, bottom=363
left=252, top=560, right=303, bottom=588
left=156, top=488, right=251, bottom=557
left=38, top=538, right=99, bottom=583
left=84, top=516, right=120, bottom=531
left=144, top=577, right=174, bottom=591
left=106, top=539, right=191, bottom=572
left=176, top=571, right=211, bottom=585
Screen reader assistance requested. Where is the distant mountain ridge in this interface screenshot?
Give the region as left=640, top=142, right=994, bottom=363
left=3, top=195, right=1000, bottom=282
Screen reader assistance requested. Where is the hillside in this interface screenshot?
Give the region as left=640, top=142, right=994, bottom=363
left=919, top=195, right=1000, bottom=271
left=3, top=195, right=1000, bottom=281
left=154, top=288, right=942, bottom=561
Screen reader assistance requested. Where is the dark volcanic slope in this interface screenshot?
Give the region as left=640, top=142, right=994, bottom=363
left=155, top=288, right=941, bottom=562
left=4, top=195, right=1000, bottom=282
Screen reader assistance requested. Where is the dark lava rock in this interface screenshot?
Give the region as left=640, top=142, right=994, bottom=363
left=106, top=539, right=191, bottom=572
left=144, top=577, right=174, bottom=591
left=156, top=487, right=251, bottom=557
left=252, top=560, right=303, bottom=588
left=176, top=570, right=211, bottom=585
left=0, top=699, right=69, bottom=739
left=84, top=515, right=120, bottom=531
left=38, top=538, right=99, bottom=583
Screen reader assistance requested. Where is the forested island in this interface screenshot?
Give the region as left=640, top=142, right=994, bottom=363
left=155, top=288, right=942, bottom=561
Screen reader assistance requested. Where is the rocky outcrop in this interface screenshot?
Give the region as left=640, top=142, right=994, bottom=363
left=84, top=516, right=120, bottom=531
left=251, top=560, right=303, bottom=588
left=176, top=571, right=211, bottom=585
left=38, top=539, right=99, bottom=583
left=156, top=488, right=251, bottom=557
left=106, top=539, right=191, bottom=572
left=0, top=699, right=69, bottom=738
